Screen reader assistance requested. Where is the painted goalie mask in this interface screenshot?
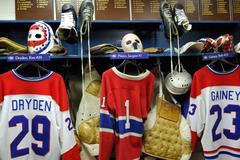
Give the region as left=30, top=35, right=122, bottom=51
left=28, top=21, right=59, bottom=54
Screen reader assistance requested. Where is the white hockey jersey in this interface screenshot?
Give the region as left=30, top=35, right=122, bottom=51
left=187, top=65, right=240, bottom=160
left=0, top=69, right=80, bottom=160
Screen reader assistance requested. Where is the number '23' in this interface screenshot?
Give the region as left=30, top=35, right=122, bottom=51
left=210, top=104, right=240, bottom=141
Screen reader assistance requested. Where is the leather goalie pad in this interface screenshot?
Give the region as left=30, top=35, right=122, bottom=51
left=78, top=117, right=99, bottom=144
left=85, top=80, right=101, bottom=97
left=75, top=66, right=101, bottom=158
left=143, top=97, right=192, bottom=160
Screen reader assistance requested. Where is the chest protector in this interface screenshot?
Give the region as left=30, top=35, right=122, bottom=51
left=143, top=95, right=192, bottom=159
left=76, top=66, right=101, bottom=159
left=143, top=97, right=191, bottom=160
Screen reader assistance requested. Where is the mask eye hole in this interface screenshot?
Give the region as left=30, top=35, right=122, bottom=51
left=135, top=39, right=140, bottom=43
left=126, top=40, right=131, bottom=45
left=28, top=34, right=32, bottom=38
left=35, top=34, right=42, bottom=38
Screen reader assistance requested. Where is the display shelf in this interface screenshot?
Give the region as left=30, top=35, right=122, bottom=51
left=0, top=52, right=236, bottom=61
left=2, top=53, right=81, bottom=60
left=0, top=56, right=8, bottom=60
left=50, top=55, right=81, bottom=59
left=0, top=54, right=81, bottom=61
left=0, top=19, right=239, bottom=61
left=0, top=53, right=187, bottom=60
left=89, top=52, right=229, bottom=58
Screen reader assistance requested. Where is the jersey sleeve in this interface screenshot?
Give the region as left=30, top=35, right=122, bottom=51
left=141, top=73, right=156, bottom=121
left=0, top=76, right=3, bottom=113
left=0, top=76, right=2, bottom=102
left=56, top=76, right=81, bottom=160
left=187, top=73, right=206, bottom=151
left=99, top=73, right=116, bottom=160
left=147, top=73, right=155, bottom=114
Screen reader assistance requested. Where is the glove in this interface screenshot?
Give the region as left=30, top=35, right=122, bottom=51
left=0, top=37, right=27, bottom=55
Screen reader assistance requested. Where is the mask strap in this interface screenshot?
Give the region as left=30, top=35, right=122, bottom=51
left=176, top=28, right=181, bottom=72
left=157, top=58, right=163, bottom=98
left=169, top=19, right=173, bottom=75
left=87, top=21, right=92, bottom=80
left=169, top=93, right=179, bottom=106
left=80, top=30, right=87, bottom=113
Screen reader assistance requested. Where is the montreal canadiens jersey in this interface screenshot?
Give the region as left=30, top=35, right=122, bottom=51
left=99, top=67, right=155, bottom=160
left=0, top=69, right=80, bottom=160
left=187, top=65, right=240, bottom=160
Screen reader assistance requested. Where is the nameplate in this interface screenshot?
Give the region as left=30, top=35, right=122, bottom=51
left=7, top=54, right=50, bottom=62
left=202, top=52, right=235, bottom=61
left=110, top=52, right=149, bottom=60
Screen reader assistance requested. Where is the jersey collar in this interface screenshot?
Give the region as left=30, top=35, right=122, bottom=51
left=112, top=67, right=150, bottom=80
left=206, top=64, right=239, bottom=75
left=12, top=69, right=53, bottom=82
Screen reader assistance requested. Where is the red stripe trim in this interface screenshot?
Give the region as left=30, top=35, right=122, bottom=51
left=204, top=145, right=240, bottom=154
left=190, top=66, right=240, bottom=98
left=61, top=144, right=81, bottom=160
left=0, top=71, right=69, bottom=111
left=191, top=131, right=198, bottom=151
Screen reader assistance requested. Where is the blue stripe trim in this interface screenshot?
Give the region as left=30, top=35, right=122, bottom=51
left=12, top=69, right=53, bottom=82
left=100, top=113, right=144, bottom=135
left=182, top=98, right=190, bottom=118
left=205, top=151, right=240, bottom=159
left=100, top=113, right=116, bottom=130
left=116, top=119, right=144, bottom=135
left=207, top=64, right=239, bottom=75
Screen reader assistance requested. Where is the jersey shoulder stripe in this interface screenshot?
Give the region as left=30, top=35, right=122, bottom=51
left=191, top=65, right=240, bottom=98
left=0, top=70, right=69, bottom=111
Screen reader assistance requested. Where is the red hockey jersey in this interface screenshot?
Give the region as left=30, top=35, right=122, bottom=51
left=99, top=67, right=155, bottom=160
left=187, top=65, right=240, bottom=160
left=0, top=69, right=80, bottom=160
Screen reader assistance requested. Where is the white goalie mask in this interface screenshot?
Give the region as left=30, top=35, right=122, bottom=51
left=121, top=33, right=143, bottom=52
left=165, top=65, right=192, bottom=95
left=28, top=21, right=59, bottom=54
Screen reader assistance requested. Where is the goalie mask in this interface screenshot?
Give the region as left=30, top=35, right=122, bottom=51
left=121, top=33, right=143, bottom=52
left=165, top=65, right=192, bottom=95
left=28, top=21, right=58, bottom=54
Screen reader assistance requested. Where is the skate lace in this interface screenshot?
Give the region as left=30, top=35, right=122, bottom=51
left=82, top=7, right=93, bottom=21
left=169, top=19, right=181, bottom=74
left=60, top=12, right=75, bottom=28
left=175, top=8, right=188, bottom=25
left=163, top=5, right=173, bottom=18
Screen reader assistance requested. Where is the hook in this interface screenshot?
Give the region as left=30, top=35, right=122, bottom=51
left=62, top=59, right=72, bottom=68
